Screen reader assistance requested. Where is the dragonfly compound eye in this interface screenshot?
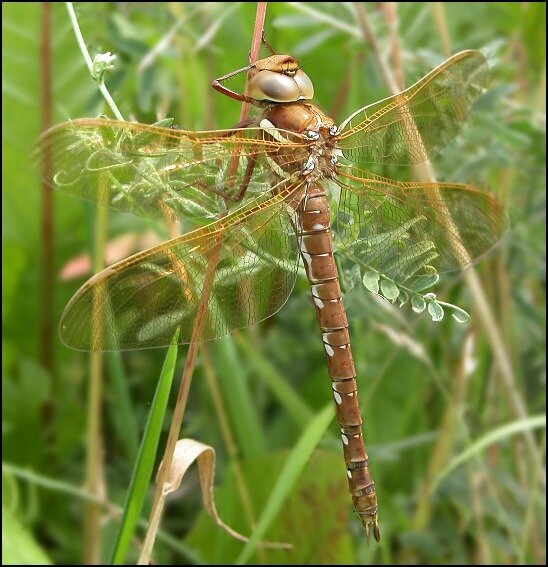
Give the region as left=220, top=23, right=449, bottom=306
left=248, top=69, right=314, bottom=103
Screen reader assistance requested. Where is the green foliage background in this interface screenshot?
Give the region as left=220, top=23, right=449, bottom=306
left=2, top=2, right=545, bottom=565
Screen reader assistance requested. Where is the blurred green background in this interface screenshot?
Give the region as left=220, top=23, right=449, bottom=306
left=2, top=2, right=545, bottom=564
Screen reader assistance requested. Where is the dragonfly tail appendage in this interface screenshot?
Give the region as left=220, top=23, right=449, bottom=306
left=297, top=183, right=380, bottom=542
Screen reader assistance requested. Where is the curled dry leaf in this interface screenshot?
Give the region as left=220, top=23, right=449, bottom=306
left=157, top=438, right=291, bottom=550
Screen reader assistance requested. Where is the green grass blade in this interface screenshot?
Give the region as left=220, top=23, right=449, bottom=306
left=2, top=505, right=53, bottom=565
left=110, top=333, right=179, bottom=564
left=434, top=414, right=546, bottom=490
left=235, top=333, right=314, bottom=429
left=210, top=336, right=265, bottom=458
left=235, top=403, right=335, bottom=565
left=106, top=352, right=139, bottom=462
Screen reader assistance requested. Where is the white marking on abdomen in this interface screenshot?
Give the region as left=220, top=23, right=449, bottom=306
left=324, top=343, right=334, bottom=356
left=334, top=391, right=342, bottom=405
left=314, top=297, right=325, bottom=309
left=342, top=434, right=349, bottom=445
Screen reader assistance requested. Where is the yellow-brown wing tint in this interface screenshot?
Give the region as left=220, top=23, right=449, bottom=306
left=334, top=165, right=506, bottom=284
left=33, top=118, right=308, bottom=220
left=338, top=50, right=489, bottom=165
left=60, top=182, right=306, bottom=351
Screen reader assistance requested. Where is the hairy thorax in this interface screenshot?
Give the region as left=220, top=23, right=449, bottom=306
left=259, top=102, right=341, bottom=184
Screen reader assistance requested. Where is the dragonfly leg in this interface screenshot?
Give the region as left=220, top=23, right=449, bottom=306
left=212, top=64, right=260, bottom=105
left=261, top=33, right=276, bottom=56
left=232, top=152, right=258, bottom=202
left=215, top=119, right=255, bottom=139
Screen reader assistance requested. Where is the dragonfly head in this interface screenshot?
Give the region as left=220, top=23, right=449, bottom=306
left=248, top=55, right=314, bottom=103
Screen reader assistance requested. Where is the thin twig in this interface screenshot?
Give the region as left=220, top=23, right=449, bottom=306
left=354, top=3, right=399, bottom=94
left=39, top=1, right=57, bottom=456
left=238, top=1, right=268, bottom=126
left=66, top=2, right=124, bottom=121
left=137, top=5, right=269, bottom=563
left=64, top=4, right=110, bottom=563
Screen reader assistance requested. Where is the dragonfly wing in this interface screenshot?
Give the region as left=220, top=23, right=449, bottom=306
left=33, top=118, right=308, bottom=220
left=333, top=165, right=506, bottom=284
left=338, top=50, right=489, bottom=165
left=60, top=181, right=307, bottom=351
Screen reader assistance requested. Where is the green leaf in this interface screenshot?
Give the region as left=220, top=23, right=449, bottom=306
left=381, top=241, right=437, bottom=278
left=110, top=331, right=179, bottom=564
left=451, top=310, right=470, bottom=324
left=409, top=273, right=440, bottom=292
left=354, top=216, right=425, bottom=254
left=2, top=506, right=52, bottom=565
left=438, top=302, right=471, bottom=324
left=397, top=288, right=409, bottom=307
left=362, top=269, right=380, bottom=294
left=411, top=294, right=426, bottom=313
left=380, top=278, right=400, bottom=302
left=427, top=300, right=444, bottom=322
left=236, top=403, right=335, bottom=564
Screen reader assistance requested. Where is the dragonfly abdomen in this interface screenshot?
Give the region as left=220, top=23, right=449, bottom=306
left=297, top=183, right=380, bottom=542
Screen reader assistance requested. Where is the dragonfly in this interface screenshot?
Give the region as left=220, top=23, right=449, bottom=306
left=34, top=47, right=506, bottom=542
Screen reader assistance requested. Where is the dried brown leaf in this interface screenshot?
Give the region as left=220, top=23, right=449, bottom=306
left=157, top=439, right=291, bottom=550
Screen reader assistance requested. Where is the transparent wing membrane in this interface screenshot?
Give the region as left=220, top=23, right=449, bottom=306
left=33, top=118, right=308, bottom=220
left=59, top=182, right=307, bottom=351
left=338, top=51, right=490, bottom=165
left=334, top=165, right=506, bottom=284
left=35, top=50, right=505, bottom=352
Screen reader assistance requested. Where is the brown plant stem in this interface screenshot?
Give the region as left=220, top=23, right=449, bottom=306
left=380, top=3, right=405, bottom=89
left=137, top=5, right=269, bottom=563
left=355, top=0, right=546, bottom=490
left=84, top=186, right=108, bottom=564
left=40, top=1, right=55, bottom=409
left=138, top=240, right=223, bottom=566
left=430, top=2, right=452, bottom=58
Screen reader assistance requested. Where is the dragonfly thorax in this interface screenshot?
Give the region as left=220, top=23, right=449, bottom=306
left=260, top=102, right=340, bottom=182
